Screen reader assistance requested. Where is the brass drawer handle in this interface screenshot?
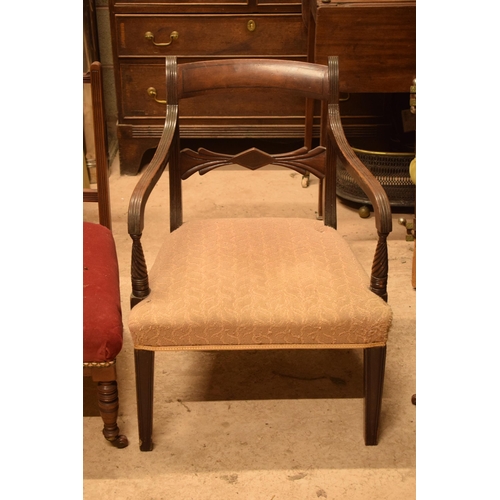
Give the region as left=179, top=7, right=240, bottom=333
left=247, top=20, right=256, bottom=32
left=144, top=30, right=179, bottom=47
left=147, top=87, right=166, bottom=104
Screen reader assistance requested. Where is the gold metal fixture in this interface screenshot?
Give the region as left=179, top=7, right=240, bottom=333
left=83, top=359, right=116, bottom=368
left=147, top=87, right=167, bottom=104
left=247, top=20, right=256, bottom=32
left=145, top=30, right=179, bottom=46
left=398, top=218, right=415, bottom=241
left=410, top=78, right=416, bottom=114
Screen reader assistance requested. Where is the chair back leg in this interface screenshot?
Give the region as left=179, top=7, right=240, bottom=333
left=135, top=349, right=155, bottom=451
left=364, top=346, right=387, bottom=445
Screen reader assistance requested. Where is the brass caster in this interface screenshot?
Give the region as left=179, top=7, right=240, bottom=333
left=301, top=175, right=310, bottom=188
left=398, top=218, right=415, bottom=241
left=358, top=206, right=370, bottom=218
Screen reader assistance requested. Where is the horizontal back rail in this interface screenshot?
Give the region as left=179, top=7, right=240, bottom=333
left=177, top=59, right=331, bottom=101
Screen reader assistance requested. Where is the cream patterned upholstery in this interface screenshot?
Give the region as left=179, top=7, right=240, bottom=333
left=129, top=218, right=392, bottom=350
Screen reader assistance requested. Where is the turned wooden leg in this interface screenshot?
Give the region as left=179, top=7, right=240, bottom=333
left=135, top=349, right=155, bottom=451
left=364, top=346, right=386, bottom=445
left=96, top=380, right=129, bottom=448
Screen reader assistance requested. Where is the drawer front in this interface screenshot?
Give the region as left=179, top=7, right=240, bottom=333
left=118, top=62, right=308, bottom=120
left=256, top=0, right=300, bottom=4
left=115, top=14, right=307, bottom=57
left=113, top=0, right=249, bottom=4
left=113, top=0, right=300, bottom=4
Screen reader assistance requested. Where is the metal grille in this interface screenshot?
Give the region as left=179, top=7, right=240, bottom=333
left=337, top=148, right=415, bottom=207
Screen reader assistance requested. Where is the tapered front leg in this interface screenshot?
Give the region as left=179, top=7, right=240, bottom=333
left=364, top=346, right=386, bottom=445
left=135, top=349, right=155, bottom=451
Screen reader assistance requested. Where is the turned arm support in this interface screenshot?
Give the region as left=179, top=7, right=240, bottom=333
left=326, top=55, right=392, bottom=301
left=128, top=105, right=178, bottom=305
left=328, top=104, right=392, bottom=301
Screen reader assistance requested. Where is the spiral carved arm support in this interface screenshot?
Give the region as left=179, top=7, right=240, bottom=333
left=131, top=234, right=150, bottom=307
left=326, top=57, right=391, bottom=301
left=127, top=58, right=179, bottom=308
left=370, top=232, right=389, bottom=302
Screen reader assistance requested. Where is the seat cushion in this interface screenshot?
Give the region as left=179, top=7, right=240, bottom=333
left=83, top=222, right=123, bottom=363
left=129, top=218, right=392, bottom=350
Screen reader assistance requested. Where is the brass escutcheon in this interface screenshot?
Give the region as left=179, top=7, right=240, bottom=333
left=247, top=20, right=256, bottom=32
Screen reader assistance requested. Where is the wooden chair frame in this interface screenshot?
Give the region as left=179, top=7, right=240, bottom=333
left=83, top=61, right=128, bottom=448
left=128, top=57, right=392, bottom=450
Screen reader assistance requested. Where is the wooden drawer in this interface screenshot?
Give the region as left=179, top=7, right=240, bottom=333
left=111, top=1, right=301, bottom=15
left=114, top=0, right=249, bottom=4
left=114, top=14, right=307, bottom=57
left=118, top=61, right=308, bottom=120
left=114, top=0, right=298, bottom=3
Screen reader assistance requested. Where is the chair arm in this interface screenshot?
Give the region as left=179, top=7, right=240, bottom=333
left=328, top=104, right=392, bottom=235
left=128, top=105, right=178, bottom=236
left=328, top=103, right=392, bottom=300
left=128, top=105, right=178, bottom=305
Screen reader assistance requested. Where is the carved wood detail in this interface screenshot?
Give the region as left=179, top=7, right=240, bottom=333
left=370, top=232, right=389, bottom=301
left=131, top=234, right=150, bottom=304
left=179, top=145, right=326, bottom=180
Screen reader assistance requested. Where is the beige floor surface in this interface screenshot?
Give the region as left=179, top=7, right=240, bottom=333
left=83, top=155, right=416, bottom=500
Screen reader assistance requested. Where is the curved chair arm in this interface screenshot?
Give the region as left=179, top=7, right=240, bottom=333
left=128, top=105, right=178, bottom=236
left=328, top=104, right=392, bottom=235
left=326, top=56, right=391, bottom=235
left=128, top=105, right=178, bottom=305
left=327, top=99, right=392, bottom=300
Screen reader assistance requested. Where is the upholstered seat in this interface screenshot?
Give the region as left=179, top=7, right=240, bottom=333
left=129, top=218, right=391, bottom=350
left=83, top=222, right=123, bottom=363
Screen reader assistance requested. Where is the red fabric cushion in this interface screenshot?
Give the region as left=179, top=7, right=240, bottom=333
left=83, top=222, right=123, bottom=363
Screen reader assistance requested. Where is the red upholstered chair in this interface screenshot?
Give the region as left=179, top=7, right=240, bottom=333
left=83, top=61, right=128, bottom=448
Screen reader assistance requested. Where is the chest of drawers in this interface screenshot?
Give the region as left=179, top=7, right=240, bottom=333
left=109, top=0, right=308, bottom=175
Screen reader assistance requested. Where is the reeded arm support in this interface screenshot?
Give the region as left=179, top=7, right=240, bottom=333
left=326, top=57, right=391, bottom=299
left=128, top=110, right=176, bottom=306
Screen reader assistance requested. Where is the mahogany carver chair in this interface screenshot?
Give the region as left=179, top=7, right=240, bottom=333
left=83, top=61, right=128, bottom=448
left=128, top=57, right=393, bottom=451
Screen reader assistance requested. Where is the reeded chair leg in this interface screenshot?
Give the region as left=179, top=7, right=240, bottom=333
left=96, top=380, right=129, bottom=448
left=135, top=349, right=155, bottom=451
left=364, top=346, right=386, bottom=445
